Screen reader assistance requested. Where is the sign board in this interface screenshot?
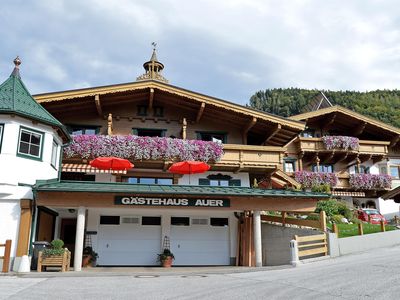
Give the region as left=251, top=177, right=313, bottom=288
left=115, top=196, right=230, bottom=207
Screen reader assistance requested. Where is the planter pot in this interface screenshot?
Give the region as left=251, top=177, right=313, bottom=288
left=162, top=257, right=173, bottom=268
left=82, top=255, right=92, bottom=267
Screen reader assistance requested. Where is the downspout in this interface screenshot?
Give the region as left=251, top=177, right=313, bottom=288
left=29, top=189, right=38, bottom=255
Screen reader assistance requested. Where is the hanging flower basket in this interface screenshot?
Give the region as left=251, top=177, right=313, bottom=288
left=294, top=171, right=338, bottom=188
left=321, top=136, right=359, bottom=151
left=349, top=174, right=392, bottom=190
left=64, top=135, right=224, bottom=162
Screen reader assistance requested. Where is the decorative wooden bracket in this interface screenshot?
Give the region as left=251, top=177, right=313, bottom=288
left=321, top=113, right=336, bottom=131
left=390, top=135, right=400, bottom=147
left=242, top=117, right=257, bottom=144
left=263, top=124, right=281, bottom=145
left=354, top=122, right=367, bottom=136
left=94, top=94, right=102, bottom=117
left=196, top=102, right=206, bottom=123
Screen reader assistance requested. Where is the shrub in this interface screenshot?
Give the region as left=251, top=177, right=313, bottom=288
left=349, top=217, right=361, bottom=224
left=306, top=214, right=320, bottom=221
left=331, top=214, right=345, bottom=224
left=337, top=202, right=352, bottom=220
left=315, top=199, right=340, bottom=217
left=42, top=239, right=65, bottom=258
left=311, top=184, right=331, bottom=194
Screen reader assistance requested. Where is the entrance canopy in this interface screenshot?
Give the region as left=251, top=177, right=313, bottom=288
left=33, top=180, right=328, bottom=212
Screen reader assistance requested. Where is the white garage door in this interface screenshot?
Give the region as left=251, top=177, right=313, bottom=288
left=170, top=217, right=230, bottom=266
left=97, top=216, right=161, bottom=266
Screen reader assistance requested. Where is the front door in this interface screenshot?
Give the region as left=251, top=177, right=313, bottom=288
left=60, top=218, right=77, bottom=265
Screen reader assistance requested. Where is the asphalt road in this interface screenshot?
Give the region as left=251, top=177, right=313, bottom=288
left=1, top=245, right=400, bottom=300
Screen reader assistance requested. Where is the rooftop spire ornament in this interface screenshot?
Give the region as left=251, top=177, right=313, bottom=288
left=136, top=42, right=168, bottom=83
left=11, top=56, right=21, bottom=78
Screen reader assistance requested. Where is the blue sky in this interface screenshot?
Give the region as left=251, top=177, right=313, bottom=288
left=1, top=0, right=399, bottom=104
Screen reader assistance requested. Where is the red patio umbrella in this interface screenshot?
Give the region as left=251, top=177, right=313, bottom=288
left=168, top=161, right=210, bottom=174
left=89, top=157, right=134, bottom=171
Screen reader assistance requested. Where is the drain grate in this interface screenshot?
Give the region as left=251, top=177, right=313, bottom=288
left=134, top=275, right=160, bottom=278
left=181, top=275, right=207, bottom=278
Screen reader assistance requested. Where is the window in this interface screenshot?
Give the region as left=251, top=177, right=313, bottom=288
left=132, top=128, right=166, bottom=137
left=51, top=140, right=58, bottom=168
left=379, top=165, right=387, bottom=175
left=17, top=127, right=43, bottom=159
left=199, top=178, right=241, bottom=186
left=196, top=131, right=227, bottom=143
left=0, top=124, right=3, bottom=152
left=210, top=218, right=229, bottom=227
left=171, top=217, right=190, bottom=226
left=68, top=125, right=99, bottom=135
left=142, top=216, right=161, bottom=226
left=284, top=159, right=296, bottom=172
left=137, top=105, right=148, bottom=116
left=100, top=216, right=120, bottom=225
left=301, top=129, right=315, bottom=138
left=355, top=165, right=369, bottom=174
left=125, top=177, right=173, bottom=185
left=137, top=105, right=164, bottom=117
left=390, top=166, right=400, bottom=178
left=312, top=164, right=334, bottom=173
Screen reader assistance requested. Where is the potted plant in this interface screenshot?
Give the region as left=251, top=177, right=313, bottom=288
left=38, top=239, right=71, bottom=272
left=157, top=249, right=175, bottom=267
left=82, top=246, right=99, bottom=267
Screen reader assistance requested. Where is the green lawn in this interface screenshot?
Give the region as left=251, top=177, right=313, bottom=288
left=327, top=223, right=397, bottom=238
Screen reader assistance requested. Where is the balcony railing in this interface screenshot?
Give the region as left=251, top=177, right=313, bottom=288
left=297, top=137, right=389, bottom=156
left=293, top=171, right=391, bottom=191
left=63, top=135, right=284, bottom=169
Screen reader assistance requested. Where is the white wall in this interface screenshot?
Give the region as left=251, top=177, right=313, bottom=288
left=377, top=198, right=400, bottom=219
left=0, top=200, right=20, bottom=270
left=0, top=115, right=63, bottom=185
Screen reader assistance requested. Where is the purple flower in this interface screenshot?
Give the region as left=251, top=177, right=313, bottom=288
left=294, top=171, right=338, bottom=188
left=349, top=174, right=392, bottom=190
left=322, top=136, right=359, bottom=150
left=64, top=135, right=224, bottom=162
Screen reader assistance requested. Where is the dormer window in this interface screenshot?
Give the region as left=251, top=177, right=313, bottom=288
left=17, top=127, right=44, bottom=160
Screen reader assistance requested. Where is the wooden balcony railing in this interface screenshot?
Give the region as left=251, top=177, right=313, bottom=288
left=297, top=137, right=389, bottom=156
left=216, top=144, right=284, bottom=170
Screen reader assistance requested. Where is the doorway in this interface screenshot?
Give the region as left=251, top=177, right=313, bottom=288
left=60, top=218, right=77, bottom=265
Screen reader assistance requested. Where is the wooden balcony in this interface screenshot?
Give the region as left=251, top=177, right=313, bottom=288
left=215, top=144, right=284, bottom=172
left=297, top=137, right=389, bottom=156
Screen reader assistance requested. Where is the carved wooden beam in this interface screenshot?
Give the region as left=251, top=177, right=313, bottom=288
left=94, top=94, right=102, bottom=117
left=323, top=151, right=335, bottom=163
left=149, top=88, right=154, bottom=111
left=263, top=124, right=281, bottom=145
left=390, top=135, right=400, bottom=147
left=321, top=113, right=336, bottom=131
left=336, top=152, right=348, bottom=162
left=353, top=122, right=367, bottom=136
left=196, top=102, right=206, bottom=123
left=373, top=155, right=386, bottom=164
left=242, top=117, right=257, bottom=144
left=360, top=154, right=373, bottom=164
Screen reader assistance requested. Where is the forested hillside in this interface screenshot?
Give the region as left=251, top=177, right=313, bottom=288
left=248, top=88, right=400, bottom=128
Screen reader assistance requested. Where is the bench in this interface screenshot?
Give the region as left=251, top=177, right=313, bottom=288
left=37, top=250, right=71, bottom=272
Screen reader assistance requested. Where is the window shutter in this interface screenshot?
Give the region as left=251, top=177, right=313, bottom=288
left=229, top=179, right=241, bottom=186
left=198, top=179, right=210, bottom=185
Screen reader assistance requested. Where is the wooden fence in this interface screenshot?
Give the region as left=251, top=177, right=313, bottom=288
left=0, top=240, right=12, bottom=273
left=261, top=211, right=327, bottom=232
left=332, top=220, right=388, bottom=237
left=294, top=234, right=328, bottom=259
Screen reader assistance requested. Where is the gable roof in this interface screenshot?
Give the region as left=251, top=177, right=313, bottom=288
left=33, top=80, right=305, bottom=131
left=303, top=91, right=333, bottom=112
left=0, top=59, right=71, bottom=143
left=289, top=105, right=400, bottom=136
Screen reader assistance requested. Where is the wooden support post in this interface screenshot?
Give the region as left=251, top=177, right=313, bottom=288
left=182, top=118, right=187, bottom=140
left=281, top=211, right=287, bottom=227
left=16, top=200, right=32, bottom=257
left=319, top=210, right=327, bottom=232
left=94, top=94, right=102, bottom=117
left=380, top=220, right=385, bottom=232
left=1, top=240, right=12, bottom=273
left=358, top=223, right=364, bottom=235
left=332, top=223, right=338, bottom=237
left=107, top=113, right=113, bottom=135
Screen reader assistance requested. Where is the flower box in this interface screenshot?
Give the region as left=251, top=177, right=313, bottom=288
left=64, top=135, right=224, bottom=162
left=349, top=174, right=392, bottom=190
left=294, top=171, right=338, bottom=188
left=321, top=136, right=359, bottom=150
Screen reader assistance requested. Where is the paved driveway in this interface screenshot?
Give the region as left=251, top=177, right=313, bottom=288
left=1, top=245, right=400, bottom=300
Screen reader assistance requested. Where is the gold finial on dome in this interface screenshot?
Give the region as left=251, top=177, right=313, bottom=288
left=14, top=56, right=21, bottom=67
left=136, top=43, right=168, bottom=83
